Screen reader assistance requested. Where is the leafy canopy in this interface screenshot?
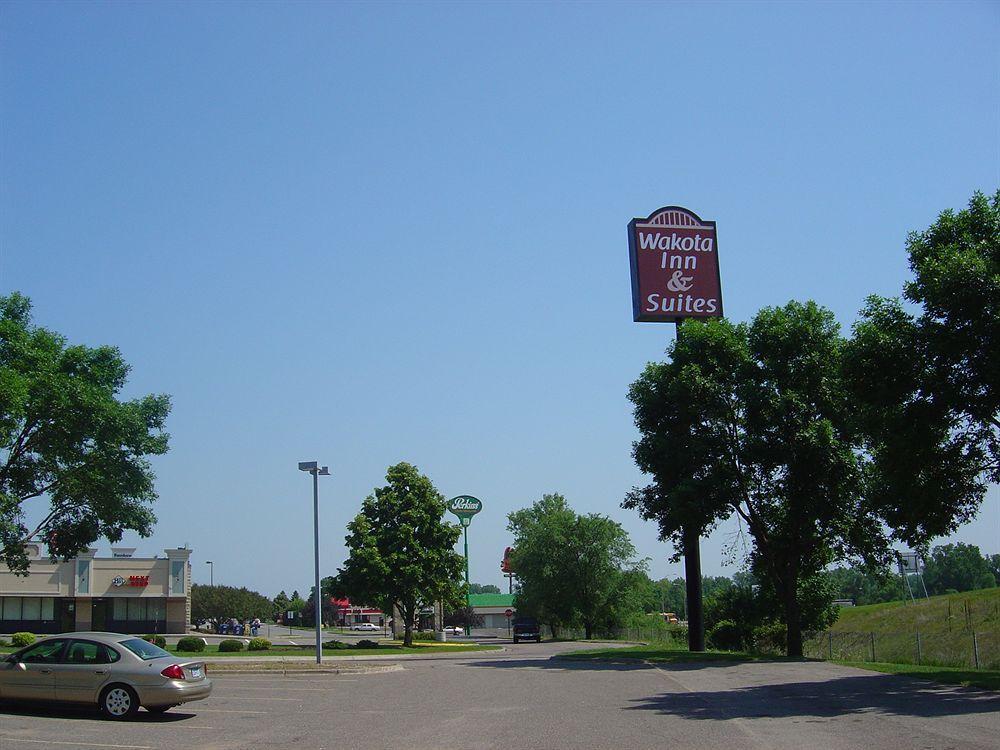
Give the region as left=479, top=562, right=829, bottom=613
left=626, top=301, right=879, bottom=656
left=846, top=190, right=1000, bottom=545
left=0, top=293, right=171, bottom=573
left=508, top=493, right=646, bottom=639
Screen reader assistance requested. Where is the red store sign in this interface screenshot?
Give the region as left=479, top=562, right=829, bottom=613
left=627, top=206, right=723, bottom=322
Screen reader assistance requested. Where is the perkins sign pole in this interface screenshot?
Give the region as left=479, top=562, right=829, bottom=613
left=627, top=205, right=724, bottom=653
left=447, top=495, right=482, bottom=636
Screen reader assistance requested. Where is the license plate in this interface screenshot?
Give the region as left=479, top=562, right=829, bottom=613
left=190, top=667, right=202, bottom=679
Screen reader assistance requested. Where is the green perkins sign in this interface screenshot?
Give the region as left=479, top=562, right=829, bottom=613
left=447, top=495, right=482, bottom=522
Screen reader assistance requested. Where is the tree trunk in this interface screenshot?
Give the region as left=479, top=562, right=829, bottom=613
left=549, top=621, right=559, bottom=640
left=783, top=565, right=803, bottom=657
left=402, top=603, right=413, bottom=647
left=584, top=622, right=593, bottom=639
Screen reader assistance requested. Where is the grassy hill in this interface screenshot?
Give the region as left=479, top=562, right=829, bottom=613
left=806, top=588, right=1000, bottom=669
left=829, top=587, right=1000, bottom=635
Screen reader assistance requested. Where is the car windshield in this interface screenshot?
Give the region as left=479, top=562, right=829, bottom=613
left=118, top=638, right=171, bottom=660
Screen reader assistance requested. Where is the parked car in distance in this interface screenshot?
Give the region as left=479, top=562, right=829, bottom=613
left=444, top=625, right=465, bottom=635
left=512, top=617, right=541, bottom=643
left=349, top=622, right=380, bottom=631
left=0, top=632, right=212, bottom=720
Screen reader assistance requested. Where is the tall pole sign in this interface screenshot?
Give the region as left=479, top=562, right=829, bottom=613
left=628, top=206, right=723, bottom=322
left=627, top=205, right=724, bottom=653
left=447, top=495, right=482, bottom=636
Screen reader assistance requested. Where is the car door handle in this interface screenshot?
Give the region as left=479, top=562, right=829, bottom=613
left=94, top=670, right=108, bottom=675
left=39, top=668, right=52, bottom=674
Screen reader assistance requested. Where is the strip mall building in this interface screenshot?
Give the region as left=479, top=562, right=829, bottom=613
left=0, top=544, right=191, bottom=635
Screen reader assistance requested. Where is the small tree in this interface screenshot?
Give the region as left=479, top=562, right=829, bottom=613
left=0, top=293, right=171, bottom=573
left=338, top=462, right=464, bottom=646
left=508, top=493, right=646, bottom=639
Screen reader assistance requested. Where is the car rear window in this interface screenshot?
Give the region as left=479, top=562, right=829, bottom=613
left=119, top=638, right=171, bottom=660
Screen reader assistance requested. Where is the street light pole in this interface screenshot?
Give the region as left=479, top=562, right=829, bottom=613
left=206, top=561, right=213, bottom=587
left=298, top=461, right=330, bottom=665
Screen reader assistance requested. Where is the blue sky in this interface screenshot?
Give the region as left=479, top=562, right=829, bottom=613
left=2, top=1, right=997, bottom=596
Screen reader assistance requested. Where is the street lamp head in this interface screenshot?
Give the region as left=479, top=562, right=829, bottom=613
left=319, top=466, right=330, bottom=476
left=206, top=560, right=212, bottom=564
left=298, top=461, right=318, bottom=472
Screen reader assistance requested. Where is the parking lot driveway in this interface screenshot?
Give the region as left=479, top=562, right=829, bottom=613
left=0, top=645, right=998, bottom=750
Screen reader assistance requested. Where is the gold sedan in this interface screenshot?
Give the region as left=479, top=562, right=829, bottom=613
left=0, top=632, right=212, bottom=719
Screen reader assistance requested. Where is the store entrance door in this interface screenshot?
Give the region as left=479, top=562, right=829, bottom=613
left=91, top=599, right=108, bottom=631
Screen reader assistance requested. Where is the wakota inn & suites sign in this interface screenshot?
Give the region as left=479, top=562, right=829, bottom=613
left=627, top=206, right=723, bottom=322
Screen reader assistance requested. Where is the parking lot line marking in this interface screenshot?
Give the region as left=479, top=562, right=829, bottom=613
left=0, top=738, right=154, bottom=749
left=213, top=696, right=301, bottom=701
left=216, top=685, right=357, bottom=692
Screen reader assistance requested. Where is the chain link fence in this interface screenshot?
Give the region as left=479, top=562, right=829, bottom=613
left=804, top=629, right=1000, bottom=669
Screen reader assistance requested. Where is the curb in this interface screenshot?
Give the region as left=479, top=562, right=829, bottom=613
left=208, top=663, right=403, bottom=676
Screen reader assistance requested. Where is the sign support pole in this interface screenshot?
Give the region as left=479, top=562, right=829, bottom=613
left=676, top=319, right=705, bottom=653
left=463, top=524, right=471, bottom=635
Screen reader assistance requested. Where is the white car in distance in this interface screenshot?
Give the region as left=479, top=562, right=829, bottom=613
left=349, top=622, right=380, bottom=632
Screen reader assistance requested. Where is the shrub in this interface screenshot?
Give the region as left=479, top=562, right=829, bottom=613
left=11, top=632, right=35, bottom=648
left=218, top=639, right=245, bottom=652
left=143, top=634, right=166, bottom=648
left=410, top=630, right=437, bottom=642
left=248, top=638, right=271, bottom=651
left=355, top=639, right=379, bottom=649
left=707, top=619, right=744, bottom=651
left=176, top=636, right=207, bottom=652
left=752, top=622, right=787, bottom=655
left=0, top=638, right=9, bottom=647
left=323, top=640, right=350, bottom=650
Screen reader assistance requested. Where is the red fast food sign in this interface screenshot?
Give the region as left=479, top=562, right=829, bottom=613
left=128, top=575, right=149, bottom=587
left=628, top=206, right=723, bottom=322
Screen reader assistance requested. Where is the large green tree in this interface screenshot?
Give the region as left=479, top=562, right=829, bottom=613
left=337, top=462, right=464, bottom=646
left=191, top=584, right=274, bottom=625
left=508, top=493, right=646, bottom=639
left=846, top=191, right=999, bottom=545
left=626, top=302, right=882, bottom=656
left=0, top=293, right=171, bottom=573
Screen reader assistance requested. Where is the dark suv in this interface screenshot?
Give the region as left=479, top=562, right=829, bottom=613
left=512, top=617, right=541, bottom=643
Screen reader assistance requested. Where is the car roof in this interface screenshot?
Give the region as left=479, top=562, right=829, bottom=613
left=26, top=632, right=138, bottom=647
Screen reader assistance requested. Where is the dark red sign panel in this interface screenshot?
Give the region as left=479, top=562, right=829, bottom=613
left=628, top=206, right=723, bottom=322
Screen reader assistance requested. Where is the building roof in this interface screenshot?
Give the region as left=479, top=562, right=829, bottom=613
left=468, top=593, right=515, bottom=608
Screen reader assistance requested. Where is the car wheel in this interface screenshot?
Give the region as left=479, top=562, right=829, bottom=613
left=513, top=637, right=518, bottom=643
left=100, top=684, right=139, bottom=720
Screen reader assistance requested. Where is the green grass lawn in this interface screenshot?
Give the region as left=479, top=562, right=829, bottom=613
left=804, top=588, right=1000, bottom=669
left=835, top=660, right=1000, bottom=691
left=829, top=587, right=1000, bottom=634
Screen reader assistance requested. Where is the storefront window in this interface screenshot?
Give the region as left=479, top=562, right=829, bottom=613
left=127, top=598, right=144, bottom=621
left=2, top=597, right=21, bottom=620
left=0, top=597, right=56, bottom=621
left=109, top=598, right=165, bottom=622
left=21, top=597, right=41, bottom=620
left=148, top=599, right=165, bottom=620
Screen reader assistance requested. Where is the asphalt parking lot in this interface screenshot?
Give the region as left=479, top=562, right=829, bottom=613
left=2, top=641, right=999, bottom=750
